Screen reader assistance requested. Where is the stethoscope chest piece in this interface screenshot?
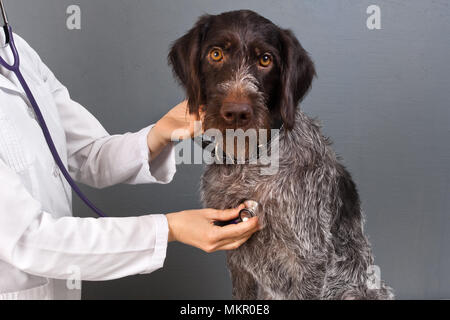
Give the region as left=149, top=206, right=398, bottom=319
left=214, top=199, right=262, bottom=226
left=238, top=200, right=261, bottom=222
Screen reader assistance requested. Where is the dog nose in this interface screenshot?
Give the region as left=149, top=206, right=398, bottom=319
left=220, top=103, right=253, bottom=125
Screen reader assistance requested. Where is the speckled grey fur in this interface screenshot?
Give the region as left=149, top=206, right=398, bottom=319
left=201, top=110, right=394, bottom=300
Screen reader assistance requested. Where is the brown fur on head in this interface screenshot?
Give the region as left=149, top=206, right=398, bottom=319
left=168, top=9, right=316, bottom=135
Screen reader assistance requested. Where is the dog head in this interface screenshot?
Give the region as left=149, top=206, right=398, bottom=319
left=169, top=9, right=315, bottom=136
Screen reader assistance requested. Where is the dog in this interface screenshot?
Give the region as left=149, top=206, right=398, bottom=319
left=168, top=10, right=394, bottom=299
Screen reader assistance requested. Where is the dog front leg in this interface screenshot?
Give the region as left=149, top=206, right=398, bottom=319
left=290, top=260, right=328, bottom=299
left=228, top=264, right=258, bottom=300
left=257, top=257, right=328, bottom=300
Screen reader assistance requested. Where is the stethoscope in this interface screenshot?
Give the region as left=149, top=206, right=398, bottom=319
left=213, top=200, right=261, bottom=226
left=0, top=0, right=262, bottom=222
left=0, top=0, right=107, bottom=217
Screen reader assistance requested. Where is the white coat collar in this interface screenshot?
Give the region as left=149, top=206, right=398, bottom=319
left=0, top=70, right=22, bottom=93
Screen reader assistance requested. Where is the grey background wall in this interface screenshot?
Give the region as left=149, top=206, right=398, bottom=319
left=4, top=0, right=449, bottom=299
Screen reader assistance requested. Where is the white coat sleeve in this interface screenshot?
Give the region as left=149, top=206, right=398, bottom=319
left=38, top=56, right=176, bottom=188
left=0, top=158, right=169, bottom=280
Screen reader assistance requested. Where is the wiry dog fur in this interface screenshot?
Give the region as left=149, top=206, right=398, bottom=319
left=169, top=10, right=394, bottom=299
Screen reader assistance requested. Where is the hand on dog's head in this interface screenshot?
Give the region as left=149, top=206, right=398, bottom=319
left=168, top=10, right=316, bottom=132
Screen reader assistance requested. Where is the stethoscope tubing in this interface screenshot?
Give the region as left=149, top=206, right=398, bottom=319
left=0, top=24, right=107, bottom=217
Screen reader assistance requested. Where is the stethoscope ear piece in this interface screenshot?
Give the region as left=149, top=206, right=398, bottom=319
left=0, top=0, right=8, bottom=26
left=0, top=0, right=10, bottom=45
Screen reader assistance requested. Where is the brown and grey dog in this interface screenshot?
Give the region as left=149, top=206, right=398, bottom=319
left=169, top=10, right=394, bottom=299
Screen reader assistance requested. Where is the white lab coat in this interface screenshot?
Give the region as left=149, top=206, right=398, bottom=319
left=0, top=32, right=176, bottom=299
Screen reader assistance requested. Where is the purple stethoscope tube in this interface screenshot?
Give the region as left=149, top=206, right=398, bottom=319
left=0, top=1, right=260, bottom=222
left=0, top=1, right=107, bottom=217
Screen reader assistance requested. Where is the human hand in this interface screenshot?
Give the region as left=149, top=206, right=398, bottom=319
left=147, top=100, right=204, bottom=159
left=166, top=204, right=261, bottom=252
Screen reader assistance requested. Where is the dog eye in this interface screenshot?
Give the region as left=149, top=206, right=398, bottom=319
left=259, top=53, right=272, bottom=67
left=209, top=48, right=224, bottom=62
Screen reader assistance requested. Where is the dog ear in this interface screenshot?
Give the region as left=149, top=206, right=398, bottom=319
left=168, top=15, right=212, bottom=115
left=278, top=29, right=316, bottom=130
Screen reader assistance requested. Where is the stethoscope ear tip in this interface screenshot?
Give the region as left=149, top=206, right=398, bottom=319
left=0, top=0, right=8, bottom=26
left=0, top=0, right=10, bottom=45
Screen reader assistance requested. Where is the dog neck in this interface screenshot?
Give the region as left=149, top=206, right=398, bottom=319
left=199, top=108, right=336, bottom=172
left=200, top=113, right=285, bottom=165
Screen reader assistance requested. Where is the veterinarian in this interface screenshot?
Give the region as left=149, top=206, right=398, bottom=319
left=0, top=29, right=260, bottom=300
